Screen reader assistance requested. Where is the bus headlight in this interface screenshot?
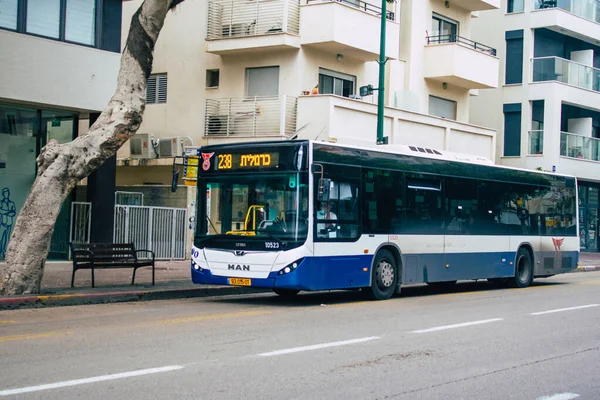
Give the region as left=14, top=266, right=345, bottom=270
left=191, top=259, right=203, bottom=271
left=277, top=259, right=303, bottom=276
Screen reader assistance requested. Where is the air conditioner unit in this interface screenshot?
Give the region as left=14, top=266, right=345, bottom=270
left=158, top=137, right=185, bottom=157
left=130, top=133, right=153, bottom=159
left=206, top=115, right=228, bottom=135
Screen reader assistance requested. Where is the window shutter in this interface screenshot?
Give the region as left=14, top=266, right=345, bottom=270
left=157, top=75, right=168, bottom=103
left=65, top=0, right=96, bottom=45
left=146, top=76, right=157, bottom=104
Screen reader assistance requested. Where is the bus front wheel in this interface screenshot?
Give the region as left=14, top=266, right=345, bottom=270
left=365, top=250, right=398, bottom=300
left=273, top=288, right=300, bottom=298
left=512, top=248, right=533, bottom=288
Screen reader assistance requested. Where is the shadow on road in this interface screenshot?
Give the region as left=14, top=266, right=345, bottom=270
left=203, top=279, right=568, bottom=309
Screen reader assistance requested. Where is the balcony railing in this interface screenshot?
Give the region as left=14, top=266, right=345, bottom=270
left=533, top=0, right=600, bottom=24
left=205, top=96, right=298, bottom=137
left=207, top=0, right=300, bottom=40
left=561, top=131, right=600, bottom=162
left=426, top=35, right=497, bottom=56
left=532, top=56, right=600, bottom=93
left=529, top=130, right=544, bottom=154
left=305, top=0, right=395, bottom=21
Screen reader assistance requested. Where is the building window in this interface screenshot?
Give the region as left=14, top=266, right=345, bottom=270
left=431, top=13, right=458, bottom=41
left=0, top=0, right=18, bottom=30
left=206, top=69, right=220, bottom=88
left=318, top=68, right=355, bottom=98
left=65, top=0, right=96, bottom=45
left=507, top=0, right=524, bottom=13
left=429, top=96, right=457, bottom=120
left=2, top=0, right=99, bottom=47
left=26, top=0, right=61, bottom=39
left=146, top=74, right=168, bottom=104
left=246, top=67, right=279, bottom=97
left=503, top=103, right=522, bottom=156
left=505, top=30, right=524, bottom=85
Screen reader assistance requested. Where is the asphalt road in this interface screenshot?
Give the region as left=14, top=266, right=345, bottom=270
left=1, top=272, right=600, bottom=400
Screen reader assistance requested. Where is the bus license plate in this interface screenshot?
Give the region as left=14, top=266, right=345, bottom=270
left=228, top=278, right=251, bottom=286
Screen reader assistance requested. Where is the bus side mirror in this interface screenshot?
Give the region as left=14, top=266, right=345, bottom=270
left=318, top=178, right=331, bottom=202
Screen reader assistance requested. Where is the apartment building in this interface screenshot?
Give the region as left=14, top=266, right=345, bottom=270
left=119, top=0, right=500, bottom=186
left=470, top=0, right=600, bottom=252
left=0, top=0, right=122, bottom=259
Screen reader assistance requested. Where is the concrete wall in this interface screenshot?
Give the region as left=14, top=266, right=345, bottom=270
left=0, top=30, right=120, bottom=112
left=297, top=94, right=496, bottom=160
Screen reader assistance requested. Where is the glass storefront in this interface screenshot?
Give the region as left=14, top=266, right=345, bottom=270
left=0, top=104, right=76, bottom=260
left=579, top=182, right=600, bottom=252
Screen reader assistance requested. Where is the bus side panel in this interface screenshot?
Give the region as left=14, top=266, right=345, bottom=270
left=443, top=235, right=513, bottom=281
left=534, top=236, right=579, bottom=276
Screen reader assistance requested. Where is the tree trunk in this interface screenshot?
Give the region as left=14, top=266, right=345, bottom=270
left=0, top=0, right=185, bottom=295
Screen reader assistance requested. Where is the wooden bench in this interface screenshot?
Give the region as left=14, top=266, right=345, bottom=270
left=70, top=243, right=155, bottom=288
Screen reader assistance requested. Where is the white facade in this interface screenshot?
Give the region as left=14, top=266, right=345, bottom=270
left=0, top=30, right=120, bottom=113
left=119, top=0, right=500, bottom=164
left=470, top=0, right=600, bottom=182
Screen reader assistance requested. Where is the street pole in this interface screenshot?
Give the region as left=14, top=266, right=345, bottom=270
left=376, top=0, right=388, bottom=145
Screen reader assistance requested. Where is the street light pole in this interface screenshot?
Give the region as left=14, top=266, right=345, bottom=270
left=376, top=0, right=388, bottom=145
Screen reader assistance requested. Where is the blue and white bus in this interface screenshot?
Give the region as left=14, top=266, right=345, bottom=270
left=190, top=140, right=579, bottom=300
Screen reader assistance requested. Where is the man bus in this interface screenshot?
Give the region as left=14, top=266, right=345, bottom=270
left=190, top=140, right=578, bottom=300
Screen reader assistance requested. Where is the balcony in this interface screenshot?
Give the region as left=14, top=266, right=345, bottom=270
left=423, top=35, right=499, bottom=89
left=204, top=96, right=298, bottom=138
left=561, top=131, right=600, bottom=162
left=531, top=0, right=600, bottom=44
left=295, top=95, right=497, bottom=160
left=528, top=130, right=544, bottom=155
left=532, top=57, right=600, bottom=93
left=206, top=0, right=301, bottom=55
left=299, top=0, right=400, bottom=62
left=446, top=0, right=500, bottom=11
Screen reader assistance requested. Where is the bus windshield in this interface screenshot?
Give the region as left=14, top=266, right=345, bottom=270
left=197, top=173, right=309, bottom=247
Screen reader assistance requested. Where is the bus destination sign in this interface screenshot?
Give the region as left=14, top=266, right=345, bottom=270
left=213, top=152, right=280, bottom=171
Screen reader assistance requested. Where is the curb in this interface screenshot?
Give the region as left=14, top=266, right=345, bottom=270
left=575, top=265, right=600, bottom=272
left=0, top=286, right=269, bottom=310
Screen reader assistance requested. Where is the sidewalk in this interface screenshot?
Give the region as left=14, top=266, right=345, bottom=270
left=576, top=252, right=600, bottom=272
left=1, top=251, right=600, bottom=310
left=0, top=260, right=266, bottom=310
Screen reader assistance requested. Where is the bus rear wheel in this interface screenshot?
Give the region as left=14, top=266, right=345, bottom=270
left=273, top=288, right=300, bottom=298
left=512, top=248, right=533, bottom=288
left=364, top=250, right=398, bottom=301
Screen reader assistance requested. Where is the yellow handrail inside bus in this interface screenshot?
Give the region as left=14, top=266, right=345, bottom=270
left=226, top=205, right=266, bottom=236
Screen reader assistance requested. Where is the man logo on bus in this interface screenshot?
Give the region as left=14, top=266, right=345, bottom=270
left=201, top=152, right=215, bottom=171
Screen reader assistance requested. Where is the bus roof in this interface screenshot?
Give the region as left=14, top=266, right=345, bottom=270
left=197, top=139, right=576, bottom=180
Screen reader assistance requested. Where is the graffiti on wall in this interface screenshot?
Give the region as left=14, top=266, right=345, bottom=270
left=0, top=187, right=16, bottom=258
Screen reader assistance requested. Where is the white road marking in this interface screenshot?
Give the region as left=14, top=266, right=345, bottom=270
left=530, top=304, right=599, bottom=316
left=536, top=393, right=579, bottom=400
left=412, top=318, right=503, bottom=334
left=258, top=336, right=380, bottom=357
left=0, top=365, right=184, bottom=396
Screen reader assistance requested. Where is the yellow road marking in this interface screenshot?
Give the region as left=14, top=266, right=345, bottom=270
left=0, top=331, right=73, bottom=342
left=36, top=294, right=85, bottom=301
left=0, top=320, right=16, bottom=325
left=581, top=280, right=600, bottom=285
left=157, top=310, right=271, bottom=325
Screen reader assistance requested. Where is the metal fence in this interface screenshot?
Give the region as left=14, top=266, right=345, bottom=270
left=426, top=34, right=497, bottom=56
left=68, top=202, right=92, bottom=259
left=115, top=191, right=144, bottom=206
left=205, top=96, right=298, bottom=138
left=114, top=205, right=187, bottom=260
left=207, top=0, right=300, bottom=40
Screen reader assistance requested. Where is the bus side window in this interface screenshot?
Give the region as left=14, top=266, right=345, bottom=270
left=314, top=165, right=360, bottom=241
